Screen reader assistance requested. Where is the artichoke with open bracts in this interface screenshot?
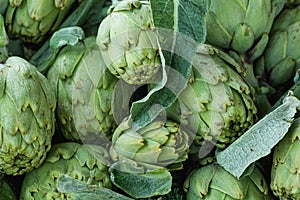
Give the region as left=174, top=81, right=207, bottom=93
left=255, top=5, right=300, bottom=92
left=270, top=117, right=300, bottom=199
left=20, top=142, right=112, bottom=200
left=183, top=163, right=272, bottom=200
left=206, top=0, right=285, bottom=61
left=5, top=0, right=82, bottom=44
left=0, top=56, right=56, bottom=175
left=110, top=118, right=190, bottom=171
left=96, top=0, right=161, bottom=85
left=47, top=36, right=118, bottom=143
left=168, top=45, right=257, bottom=150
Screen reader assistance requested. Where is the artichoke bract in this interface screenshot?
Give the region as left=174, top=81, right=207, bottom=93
left=183, top=164, right=272, bottom=200
left=206, top=0, right=285, bottom=59
left=270, top=117, right=300, bottom=199
left=255, top=5, right=300, bottom=90
left=47, top=36, right=118, bottom=143
left=110, top=118, right=190, bottom=171
left=96, top=0, right=161, bottom=85
left=5, top=0, right=80, bottom=44
left=168, top=45, right=257, bottom=150
left=20, top=142, right=112, bottom=200
left=0, top=56, right=56, bottom=175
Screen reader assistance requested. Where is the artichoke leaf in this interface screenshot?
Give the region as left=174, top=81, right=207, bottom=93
left=129, top=0, right=207, bottom=130
left=109, top=160, right=172, bottom=199
left=216, top=93, right=300, bottom=179
left=57, top=174, right=132, bottom=200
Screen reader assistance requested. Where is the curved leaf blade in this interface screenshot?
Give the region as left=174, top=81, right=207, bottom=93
left=216, top=94, right=300, bottom=179
left=129, top=0, right=207, bottom=130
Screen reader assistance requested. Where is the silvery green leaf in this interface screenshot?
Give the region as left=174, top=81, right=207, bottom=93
left=129, top=0, right=207, bottom=130
left=216, top=94, right=300, bottom=179
left=110, top=160, right=172, bottom=198
left=49, top=27, right=85, bottom=50
left=57, top=174, right=132, bottom=200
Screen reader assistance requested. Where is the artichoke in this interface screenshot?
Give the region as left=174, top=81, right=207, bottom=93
left=183, top=163, right=272, bottom=200
left=110, top=118, right=190, bottom=170
left=47, top=36, right=118, bottom=143
left=206, top=0, right=285, bottom=59
left=96, top=0, right=161, bottom=85
left=20, top=142, right=112, bottom=200
left=270, top=117, right=300, bottom=199
left=0, top=56, right=56, bottom=175
left=255, top=5, right=300, bottom=91
left=168, top=45, right=257, bottom=150
left=5, top=0, right=81, bottom=44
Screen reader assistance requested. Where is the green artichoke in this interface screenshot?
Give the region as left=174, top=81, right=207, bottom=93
left=110, top=118, right=190, bottom=171
left=183, top=164, right=272, bottom=200
left=47, top=36, right=118, bottom=143
left=255, top=5, right=300, bottom=91
left=168, top=45, right=257, bottom=150
left=206, top=0, right=285, bottom=59
left=270, top=117, right=300, bottom=199
left=0, top=56, right=56, bottom=175
left=5, top=0, right=81, bottom=44
left=0, top=177, right=16, bottom=200
left=20, top=142, right=112, bottom=200
left=96, top=0, right=161, bottom=85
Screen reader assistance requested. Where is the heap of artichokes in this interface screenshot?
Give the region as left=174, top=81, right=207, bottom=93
left=0, top=56, right=56, bottom=175
left=110, top=118, right=190, bottom=170
left=168, top=45, right=257, bottom=150
left=47, top=36, right=118, bottom=143
left=270, top=117, right=300, bottom=199
left=255, top=5, right=300, bottom=91
left=20, top=142, right=112, bottom=200
left=183, top=163, right=272, bottom=200
left=96, top=0, right=161, bottom=85
left=5, top=0, right=81, bottom=44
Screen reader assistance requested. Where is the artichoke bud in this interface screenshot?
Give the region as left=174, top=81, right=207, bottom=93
left=168, top=45, right=257, bottom=151
left=110, top=118, right=191, bottom=171
left=0, top=56, right=56, bottom=175
left=47, top=36, right=118, bottom=144
left=96, top=0, right=161, bottom=85
left=206, top=0, right=285, bottom=61
left=20, top=142, right=112, bottom=200
left=271, top=117, right=300, bottom=199
left=255, top=6, right=300, bottom=90
left=183, top=164, right=272, bottom=199
left=6, top=0, right=78, bottom=43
